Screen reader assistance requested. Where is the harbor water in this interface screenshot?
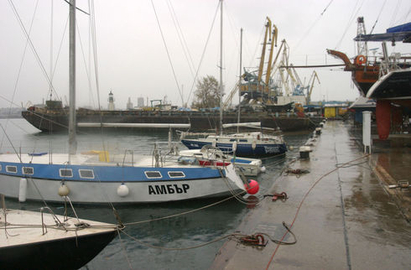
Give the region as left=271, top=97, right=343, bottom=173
left=0, top=118, right=312, bottom=270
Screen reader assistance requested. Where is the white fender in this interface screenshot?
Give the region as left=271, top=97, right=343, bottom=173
left=19, top=178, right=27, bottom=202
left=232, top=141, right=238, bottom=152
left=212, top=139, right=217, bottom=147
left=117, top=184, right=130, bottom=197
left=58, top=184, right=70, bottom=197
left=252, top=140, right=257, bottom=150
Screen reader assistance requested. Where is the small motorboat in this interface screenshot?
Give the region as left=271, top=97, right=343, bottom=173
left=178, top=145, right=266, bottom=176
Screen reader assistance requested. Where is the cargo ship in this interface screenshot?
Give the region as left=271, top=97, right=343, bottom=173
left=327, top=18, right=411, bottom=97
left=22, top=100, right=320, bottom=133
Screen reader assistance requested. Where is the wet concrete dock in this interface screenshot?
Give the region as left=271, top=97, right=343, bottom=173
left=212, top=121, right=411, bottom=269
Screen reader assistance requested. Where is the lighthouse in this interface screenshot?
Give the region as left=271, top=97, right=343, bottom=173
left=108, top=91, right=115, bottom=111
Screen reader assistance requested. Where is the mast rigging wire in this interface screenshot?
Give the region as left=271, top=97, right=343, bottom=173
left=49, top=1, right=54, bottom=100
left=49, top=15, right=69, bottom=105
left=8, top=0, right=61, bottom=103
left=63, top=0, right=90, bottom=15
left=293, top=0, right=335, bottom=53
left=369, top=0, right=387, bottom=34
left=221, top=1, right=242, bottom=92
left=248, top=18, right=266, bottom=69
left=90, top=0, right=102, bottom=112
left=186, top=1, right=221, bottom=105
left=151, top=0, right=184, bottom=106
left=334, top=0, right=364, bottom=50
left=389, top=0, right=402, bottom=27
left=321, top=0, right=334, bottom=15
left=1, top=0, right=40, bottom=151
left=166, top=0, right=197, bottom=80
left=76, top=19, right=97, bottom=108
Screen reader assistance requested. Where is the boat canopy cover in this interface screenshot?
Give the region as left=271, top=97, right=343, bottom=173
left=354, top=22, right=411, bottom=43
left=387, top=22, right=411, bottom=33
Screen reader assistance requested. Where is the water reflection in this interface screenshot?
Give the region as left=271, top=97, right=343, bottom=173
left=343, top=155, right=411, bottom=248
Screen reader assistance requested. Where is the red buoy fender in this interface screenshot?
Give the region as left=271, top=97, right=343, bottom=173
left=245, top=179, right=260, bottom=194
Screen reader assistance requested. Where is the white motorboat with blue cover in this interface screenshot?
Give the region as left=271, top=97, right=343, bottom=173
left=178, top=145, right=266, bottom=176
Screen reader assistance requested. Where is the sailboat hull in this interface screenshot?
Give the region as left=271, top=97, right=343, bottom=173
left=0, top=156, right=245, bottom=203
left=181, top=139, right=287, bottom=157
left=181, top=131, right=288, bottom=157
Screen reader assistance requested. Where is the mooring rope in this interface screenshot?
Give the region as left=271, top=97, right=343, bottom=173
left=120, top=221, right=296, bottom=251
left=265, top=153, right=371, bottom=269
left=123, top=192, right=243, bottom=226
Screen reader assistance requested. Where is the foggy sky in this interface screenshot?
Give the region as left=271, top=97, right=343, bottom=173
left=1, top=0, right=410, bottom=109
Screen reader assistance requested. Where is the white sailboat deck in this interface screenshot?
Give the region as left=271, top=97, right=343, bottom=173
left=0, top=152, right=206, bottom=168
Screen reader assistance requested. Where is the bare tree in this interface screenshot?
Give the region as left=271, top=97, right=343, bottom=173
left=191, top=76, right=222, bottom=109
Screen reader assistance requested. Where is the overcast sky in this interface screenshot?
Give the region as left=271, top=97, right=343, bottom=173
left=1, top=0, right=410, bottom=109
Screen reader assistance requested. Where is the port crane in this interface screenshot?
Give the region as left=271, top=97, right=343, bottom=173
left=225, top=18, right=315, bottom=108
left=239, top=17, right=279, bottom=105
left=305, top=71, right=320, bottom=105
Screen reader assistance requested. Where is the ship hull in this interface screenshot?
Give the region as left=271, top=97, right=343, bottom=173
left=22, top=110, right=321, bottom=132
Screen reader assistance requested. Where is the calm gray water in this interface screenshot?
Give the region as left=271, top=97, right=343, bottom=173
left=1, top=118, right=311, bottom=270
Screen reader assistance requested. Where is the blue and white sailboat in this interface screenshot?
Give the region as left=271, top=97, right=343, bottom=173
left=180, top=123, right=287, bottom=157
left=0, top=1, right=245, bottom=204
left=0, top=152, right=245, bottom=203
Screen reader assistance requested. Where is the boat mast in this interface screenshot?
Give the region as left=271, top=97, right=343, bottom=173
left=49, top=1, right=54, bottom=101
left=69, top=0, right=77, bottom=156
left=237, top=28, right=243, bottom=133
left=219, top=0, right=223, bottom=135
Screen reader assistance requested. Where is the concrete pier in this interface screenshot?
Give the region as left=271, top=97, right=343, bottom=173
left=212, top=121, right=411, bottom=269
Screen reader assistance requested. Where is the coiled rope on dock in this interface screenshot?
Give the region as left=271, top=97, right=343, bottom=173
left=120, top=221, right=296, bottom=251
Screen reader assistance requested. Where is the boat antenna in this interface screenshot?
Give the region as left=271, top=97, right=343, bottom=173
left=219, top=0, right=223, bottom=136
left=68, top=0, right=77, bottom=156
